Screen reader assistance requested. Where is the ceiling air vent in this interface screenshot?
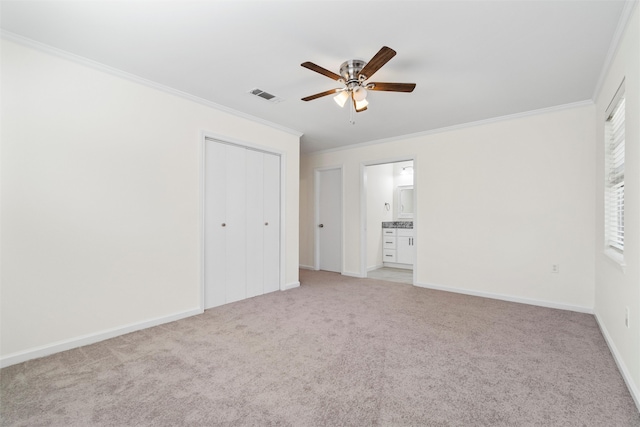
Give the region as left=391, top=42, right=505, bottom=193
left=248, top=88, right=283, bottom=104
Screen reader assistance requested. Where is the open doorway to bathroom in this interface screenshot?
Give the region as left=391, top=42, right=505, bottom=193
left=363, top=160, right=414, bottom=285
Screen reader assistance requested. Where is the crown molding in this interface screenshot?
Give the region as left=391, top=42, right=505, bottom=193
left=592, top=0, right=639, bottom=101
left=306, top=100, right=594, bottom=156
left=1, top=30, right=303, bottom=138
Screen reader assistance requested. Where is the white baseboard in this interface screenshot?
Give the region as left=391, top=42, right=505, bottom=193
left=0, top=308, right=203, bottom=368
left=416, top=281, right=593, bottom=314
left=298, top=264, right=315, bottom=270
left=342, top=271, right=366, bottom=278
left=283, top=281, right=300, bottom=290
left=367, top=264, right=384, bottom=272
left=595, top=312, right=640, bottom=412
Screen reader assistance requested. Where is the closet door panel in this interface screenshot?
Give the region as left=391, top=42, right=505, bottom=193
left=225, top=144, right=247, bottom=303
left=245, top=150, right=264, bottom=298
left=204, top=139, right=281, bottom=308
left=204, top=141, right=227, bottom=309
left=263, top=153, right=280, bottom=293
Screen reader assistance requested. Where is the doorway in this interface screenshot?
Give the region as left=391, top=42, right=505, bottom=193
left=315, top=167, right=342, bottom=273
left=361, top=159, right=416, bottom=284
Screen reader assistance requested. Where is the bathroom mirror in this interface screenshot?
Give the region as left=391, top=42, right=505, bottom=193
left=398, top=185, right=414, bottom=218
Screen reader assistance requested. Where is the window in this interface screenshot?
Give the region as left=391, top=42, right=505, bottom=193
left=604, top=81, right=625, bottom=259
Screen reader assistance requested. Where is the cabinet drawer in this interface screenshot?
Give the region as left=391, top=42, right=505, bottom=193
left=383, top=228, right=397, bottom=236
left=383, top=249, right=397, bottom=262
left=382, top=236, right=396, bottom=249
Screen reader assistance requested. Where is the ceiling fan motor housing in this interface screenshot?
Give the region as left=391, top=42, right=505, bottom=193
left=339, top=60, right=367, bottom=89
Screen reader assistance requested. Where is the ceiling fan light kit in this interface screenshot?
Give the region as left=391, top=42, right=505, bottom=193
left=352, top=86, right=368, bottom=102
left=355, top=98, right=369, bottom=110
left=333, top=90, right=350, bottom=108
left=301, top=46, right=416, bottom=123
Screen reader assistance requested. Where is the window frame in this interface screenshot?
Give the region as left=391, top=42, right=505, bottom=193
left=604, top=79, right=626, bottom=267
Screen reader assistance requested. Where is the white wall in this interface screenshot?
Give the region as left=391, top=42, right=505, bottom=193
left=1, top=39, right=300, bottom=362
left=300, top=104, right=596, bottom=311
left=365, top=163, right=394, bottom=269
left=594, top=4, right=640, bottom=406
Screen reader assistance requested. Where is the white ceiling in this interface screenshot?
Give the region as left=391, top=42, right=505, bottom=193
left=1, top=1, right=628, bottom=153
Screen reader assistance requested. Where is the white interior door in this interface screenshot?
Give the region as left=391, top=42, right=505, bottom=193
left=204, top=142, right=227, bottom=309
left=263, top=153, right=280, bottom=293
left=205, top=139, right=281, bottom=309
left=245, top=149, right=264, bottom=298
left=318, top=168, right=342, bottom=273
left=223, top=144, right=247, bottom=303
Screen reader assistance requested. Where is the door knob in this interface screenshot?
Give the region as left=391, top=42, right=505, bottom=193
left=318, top=224, right=324, bottom=228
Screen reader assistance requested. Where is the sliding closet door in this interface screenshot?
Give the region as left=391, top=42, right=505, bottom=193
left=204, top=142, right=227, bottom=309
left=246, top=149, right=265, bottom=298
left=263, top=153, right=280, bottom=293
left=224, top=144, right=247, bottom=304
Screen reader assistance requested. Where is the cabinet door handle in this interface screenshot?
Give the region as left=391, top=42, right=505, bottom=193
left=265, top=222, right=269, bottom=226
left=318, top=224, right=324, bottom=228
left=221, top=223, right=226, bottom=227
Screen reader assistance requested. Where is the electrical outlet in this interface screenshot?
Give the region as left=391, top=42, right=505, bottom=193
left=625, top=307, right=630, bottom=328
left=551, top=264, right=560, bottom=274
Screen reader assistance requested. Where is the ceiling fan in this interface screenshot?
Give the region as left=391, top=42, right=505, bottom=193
left=300, top=46, right=416, bottom=117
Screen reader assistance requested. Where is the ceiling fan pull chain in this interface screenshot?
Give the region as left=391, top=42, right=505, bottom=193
left=349, top=99, right=356, bottom=125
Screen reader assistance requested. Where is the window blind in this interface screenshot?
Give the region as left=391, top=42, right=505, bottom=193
left=605, top=91, right=625, bottom=253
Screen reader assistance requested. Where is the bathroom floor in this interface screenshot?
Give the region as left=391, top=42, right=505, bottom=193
left=367, top=267, right=413, bottom=285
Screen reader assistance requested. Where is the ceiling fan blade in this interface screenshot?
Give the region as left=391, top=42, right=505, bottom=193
left=368, top=82, right=416, bottom=92
left=301, top=89, right=340, bottom=101
left=301, top=62, right=342, bottom=81
left=358, top=46, right=396, bottom=80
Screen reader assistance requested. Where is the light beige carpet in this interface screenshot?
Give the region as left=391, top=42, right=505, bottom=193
left=1, top=269, right=638, bottom=426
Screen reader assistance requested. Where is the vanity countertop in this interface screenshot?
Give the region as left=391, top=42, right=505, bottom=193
left=382, top=221, right=413, bottom=229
